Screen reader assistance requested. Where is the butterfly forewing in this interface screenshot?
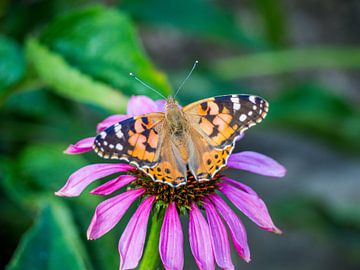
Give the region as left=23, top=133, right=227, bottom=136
left=183, top=94, right=268, bottom=149
left=93, top=113, right=164, bottom=168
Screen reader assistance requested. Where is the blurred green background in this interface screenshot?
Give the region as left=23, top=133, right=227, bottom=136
left=1, top=0, right=360, bottom=269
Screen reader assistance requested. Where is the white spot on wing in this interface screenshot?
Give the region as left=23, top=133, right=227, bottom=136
left=116, top=143, right=123, bottom=151
left=249, top=96, right=256, bottom=104
left=231, top=97, right=240, bottom=104
left=100, top=131, right=106, bottom=139
left=115, top=124, right=121, bottom=132
left=233, top=103, right=241, bottom=110
left=239, top=114, right=247, bottom=121
left=116, top=131, right=124, bottom=139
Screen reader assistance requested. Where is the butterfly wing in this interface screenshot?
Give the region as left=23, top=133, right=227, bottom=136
left=187, top=127, right=234, bottom=181
left=93, top=113, right=165, bottom=168
left=142, top=131, right=188, bottom=187
left=94, top=113, right=188, bottom=187
left=183, top=94, right=269, bottom=179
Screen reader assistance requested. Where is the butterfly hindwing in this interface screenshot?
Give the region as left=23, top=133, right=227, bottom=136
left=187, top=127, right=234, bottom=181
left=142, top=133, right=188, bottom=187
left=183, top=94, right=269, bottom=149
left=93, top=113, right=164, bottom=168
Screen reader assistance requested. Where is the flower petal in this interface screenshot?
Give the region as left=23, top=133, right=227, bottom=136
left=87, top=188, right=145, bottom=240
left=204, top=199, right=234, bottom=270
left=90, top=175, right=137, bottom=196
left=155, top=99, right=167, bottom=112
left=210, top=194, right=250, bottom=262
left=64, top=137, right=95, bottom=154
left=127, top=96, right=159, bottom=116
left=222, top=177, right=257, bottom=195
left=55, top=163, right=134, bottom=197
left=159, top=202, right=184, bottom=270
left=119, top=196, right=155, bottom=270
left=220, top=179, right=281, bottom=234
left=227, top=151, right=286, bottom=178
left=97, top=114, right=129, bottom=132
left=188, top=203, right=215, bottom=270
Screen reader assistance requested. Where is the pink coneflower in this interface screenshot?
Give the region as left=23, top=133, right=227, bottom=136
left=56, top=95, right=286, bottom=270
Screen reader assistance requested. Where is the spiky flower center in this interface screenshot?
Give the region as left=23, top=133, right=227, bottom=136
left=133, top=171, right=220, bottom=208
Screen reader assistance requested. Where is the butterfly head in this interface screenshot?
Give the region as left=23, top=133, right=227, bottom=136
left=165, top=96, right=179, bottom=110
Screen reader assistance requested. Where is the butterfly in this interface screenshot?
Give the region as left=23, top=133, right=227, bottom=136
left=93, top=94, right=268, bottom=187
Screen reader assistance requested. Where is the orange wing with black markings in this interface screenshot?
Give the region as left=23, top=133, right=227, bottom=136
left=184, top=94, right=269, bottom=180
left=93, top=94, right=269, bottom=188
left=93, top=113, right=164, bottom=168
left=187, top=127, right=234, bottom=181
left=142, top=132, right=188, bottom=187
left=183, top=94, right=269, bottom=149
left=93, top=113, right=188, bottom=186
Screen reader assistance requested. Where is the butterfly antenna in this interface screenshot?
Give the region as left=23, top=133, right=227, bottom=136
left=174, top=60, right=199, bottom=99
left=129, top=73, right=167, bottom=99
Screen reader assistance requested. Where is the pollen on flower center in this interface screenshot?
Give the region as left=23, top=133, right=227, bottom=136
left=133, top=171, right=221, bottom=208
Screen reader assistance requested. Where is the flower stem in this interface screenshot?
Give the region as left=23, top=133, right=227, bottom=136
left=138, top=207, right=165, bottom=270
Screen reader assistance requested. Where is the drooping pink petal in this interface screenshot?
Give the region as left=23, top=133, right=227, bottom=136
left=221, top=177, right=257, bottom=195
left=90, top=175, right=137, bottom=196
left=203, top=199, right=234, bottom=270
left=97, top=114, right=129, bottom=132
left=210, top=194, right=250, bottom=262
left=188, top=203, right=215, bottom=270
left=219, top=179, right=281, bottom=234
left=127, top=95, right=159, bottom=116
left=228, top=151, right=286, bottom=178
left=119, top=196, right=155, bottom=270
left=55, top=163, right=134, bottom=197
left=87, top=188, right=145, bottom=240
left=155, top=99, right=167, bottom=112
left=64, top=137, right=95, bottom=154
left=159, top=202, right=184, bottom=270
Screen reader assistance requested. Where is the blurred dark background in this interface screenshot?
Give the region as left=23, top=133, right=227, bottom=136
left=0, top=0, right=359, bottom=269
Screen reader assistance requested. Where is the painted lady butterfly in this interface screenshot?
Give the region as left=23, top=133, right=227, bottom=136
left=93, top=95, right=268, bottom=187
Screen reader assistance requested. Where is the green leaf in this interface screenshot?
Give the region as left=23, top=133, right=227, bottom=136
left=7, top=201, right=92, bottom=270
left=19, top=143, right=88, bottom=192
left=269, top=84, right=360, bottom=152
left=39, top=5, right=172, bottom=100
left=1, top=143, right=88, bottom=206
left=252, top=0, right=287, bottom=47
left=121, top=0, right=265, bottom=49
left=210, top=47, right=360, bottom=80
left=26, top=38, right=128, bottom=113
left=0, top=35, right=25, bottom=93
